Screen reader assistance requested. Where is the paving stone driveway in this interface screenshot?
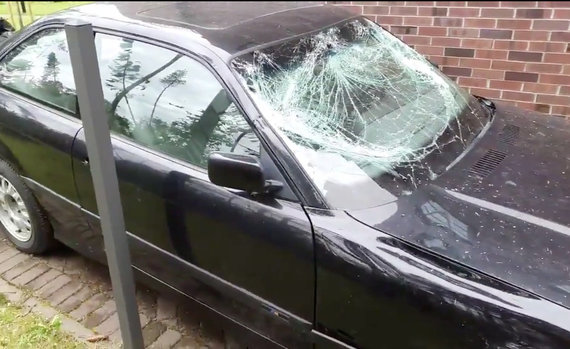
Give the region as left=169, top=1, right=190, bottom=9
left=0, top=237, right=228, bottom=348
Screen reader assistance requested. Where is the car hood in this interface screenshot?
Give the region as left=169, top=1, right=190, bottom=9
left=349, top=103, right=570, bottom=309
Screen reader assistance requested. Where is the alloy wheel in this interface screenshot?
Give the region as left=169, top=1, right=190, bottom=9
left=0, top=174, right=31, bottom=242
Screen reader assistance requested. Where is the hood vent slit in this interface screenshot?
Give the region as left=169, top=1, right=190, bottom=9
left=469, top=149, right=506, bottom=178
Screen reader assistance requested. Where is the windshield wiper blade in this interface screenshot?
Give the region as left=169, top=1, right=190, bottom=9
left=474, top=95, right=496, bottom=117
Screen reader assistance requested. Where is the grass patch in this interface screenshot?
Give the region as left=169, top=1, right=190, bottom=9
left=0, top=2, right=91, bottom=30
left=0, top=294, right=85, bottom=348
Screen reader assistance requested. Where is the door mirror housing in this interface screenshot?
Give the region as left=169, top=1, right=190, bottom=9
left=208, top=152, right=282, bottom=195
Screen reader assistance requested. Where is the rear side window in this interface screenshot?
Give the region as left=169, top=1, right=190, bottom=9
left=95, top=33, right=260, bottom=168
left=0, top=29, right=77, bottom=114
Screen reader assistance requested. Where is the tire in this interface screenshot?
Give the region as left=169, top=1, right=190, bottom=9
left=0, top=159, right=54, bottom=254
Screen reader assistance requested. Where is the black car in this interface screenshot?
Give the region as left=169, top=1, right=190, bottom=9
left=0, top=2, right=568, bottom=348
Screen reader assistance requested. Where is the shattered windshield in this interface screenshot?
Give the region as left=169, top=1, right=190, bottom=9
left=233, top=18, right=488, bottom=209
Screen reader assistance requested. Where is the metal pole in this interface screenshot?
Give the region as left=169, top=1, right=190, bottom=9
left=65, top=21, right=144, bottom=349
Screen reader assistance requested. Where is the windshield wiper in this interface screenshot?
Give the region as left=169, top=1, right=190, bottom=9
left=474, top=95, right=496, bottom=118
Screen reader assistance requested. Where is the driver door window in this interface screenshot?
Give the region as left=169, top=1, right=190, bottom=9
left=95, top=33, right=259, bottom=168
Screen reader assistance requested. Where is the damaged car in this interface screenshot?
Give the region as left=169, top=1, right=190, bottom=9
left=0, top=2, right=568, bottom=348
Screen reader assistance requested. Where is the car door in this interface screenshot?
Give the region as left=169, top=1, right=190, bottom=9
left=71, top=32, right=314, bottom=347
left=0, top=27, right=86, bottom=234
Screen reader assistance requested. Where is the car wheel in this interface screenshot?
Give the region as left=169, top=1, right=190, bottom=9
left=0, top=159, right=53, bottom=254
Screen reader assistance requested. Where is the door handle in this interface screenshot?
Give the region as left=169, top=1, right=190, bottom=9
left=81, top=158, right=89, bottom=166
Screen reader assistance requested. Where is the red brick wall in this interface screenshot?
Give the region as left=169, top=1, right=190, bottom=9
left=329, top=1, right=570, bottom=118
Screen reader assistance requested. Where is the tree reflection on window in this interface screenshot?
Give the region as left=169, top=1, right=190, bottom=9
left=0, top=29, right=77, bottom=113
left=96, top=34, right=259, bottom=168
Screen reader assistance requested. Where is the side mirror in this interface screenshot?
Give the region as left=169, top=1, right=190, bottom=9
left=208, top=152, right=282, bottom=195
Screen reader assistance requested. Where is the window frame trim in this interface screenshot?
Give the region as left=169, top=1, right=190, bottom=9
left=91, top=29, right=271, bottom=177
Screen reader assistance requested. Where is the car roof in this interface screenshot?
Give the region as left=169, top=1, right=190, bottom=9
left=47, top=2, right=357, bottom=58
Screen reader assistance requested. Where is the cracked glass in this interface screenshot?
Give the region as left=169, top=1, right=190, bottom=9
left=233, top=18, right=489, bottom=209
